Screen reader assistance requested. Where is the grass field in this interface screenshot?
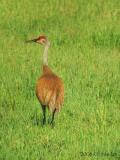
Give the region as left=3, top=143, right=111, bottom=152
left=0, top=0, right=120, bottom=159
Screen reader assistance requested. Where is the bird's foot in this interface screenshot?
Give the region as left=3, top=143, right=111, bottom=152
left=50, top=121, right=55, bottom=128
left=42, top=119, right=46, bottom=126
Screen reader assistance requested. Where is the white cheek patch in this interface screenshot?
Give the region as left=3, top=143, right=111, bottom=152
left=40, top=39, right=46, bottom=43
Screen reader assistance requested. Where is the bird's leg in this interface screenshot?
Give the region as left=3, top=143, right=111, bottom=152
left=51, top=109, right=56, bottom=126
left=41, top=105, right=46, bottom=125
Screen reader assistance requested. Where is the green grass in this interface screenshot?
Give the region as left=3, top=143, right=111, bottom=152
left=0, top=0, right=120, bottom=159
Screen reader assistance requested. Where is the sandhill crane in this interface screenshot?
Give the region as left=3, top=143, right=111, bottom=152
left=27, top=35, right=64, bottom=125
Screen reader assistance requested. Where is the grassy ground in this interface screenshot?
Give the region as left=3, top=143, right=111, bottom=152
left=0, top=0, right=120, bottom=159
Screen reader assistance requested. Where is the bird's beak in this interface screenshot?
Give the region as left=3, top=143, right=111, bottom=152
left=26, top=38, right=38, bottom=43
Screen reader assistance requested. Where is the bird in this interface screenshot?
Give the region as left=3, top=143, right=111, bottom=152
left=27, top=35, right=64, bottom=125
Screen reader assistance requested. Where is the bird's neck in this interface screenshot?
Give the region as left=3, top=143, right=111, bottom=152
left=43, top=41, right=50, bottom=65
left=43, top=65, right=53, bottom=75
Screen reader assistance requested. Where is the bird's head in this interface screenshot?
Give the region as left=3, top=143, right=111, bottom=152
left=26, top=35, right=50, bottom=46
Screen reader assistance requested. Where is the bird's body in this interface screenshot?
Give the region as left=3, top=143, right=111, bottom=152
left=36, top=65, right=64, bottom=113
left=27, top=35, right=64, bottom=125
